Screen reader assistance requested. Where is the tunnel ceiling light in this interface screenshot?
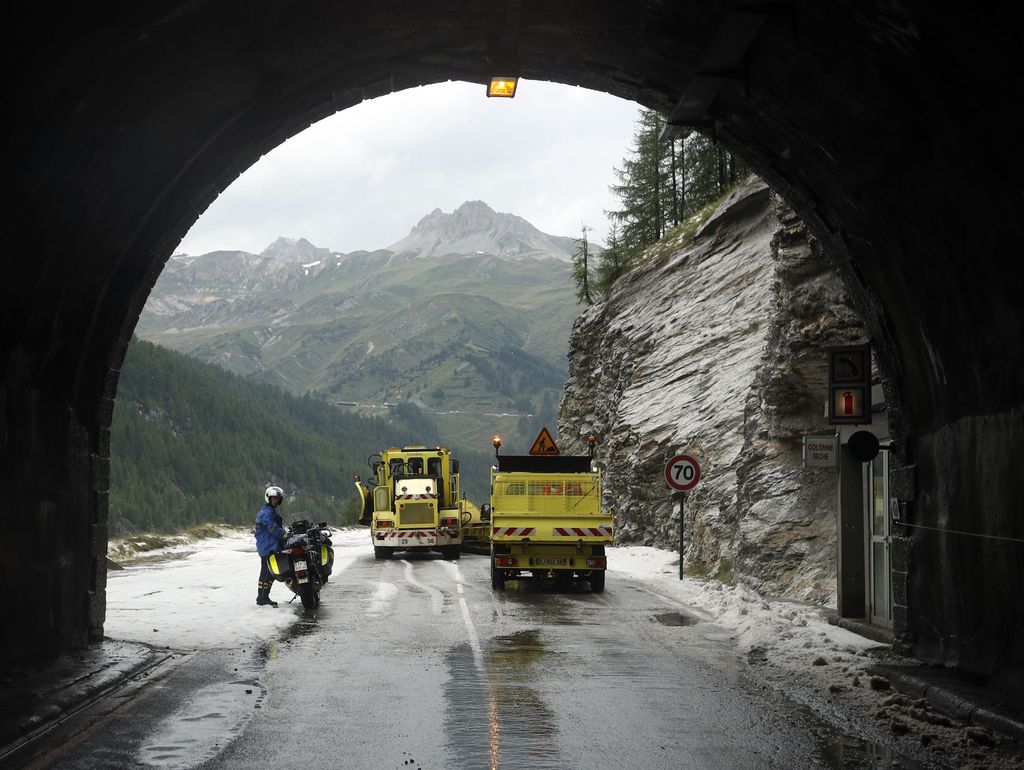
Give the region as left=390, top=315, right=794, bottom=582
left=487, top=76, right=518, bottom=98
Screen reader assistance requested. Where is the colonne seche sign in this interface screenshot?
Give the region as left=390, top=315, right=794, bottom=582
left=802, top=435, right=839, bottom=468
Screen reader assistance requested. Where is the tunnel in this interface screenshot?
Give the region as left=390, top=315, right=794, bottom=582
left=3, top=1, right=1022, bottom=684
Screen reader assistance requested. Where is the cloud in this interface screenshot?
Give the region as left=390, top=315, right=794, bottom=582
left=176, top=80, right=641, bottom=256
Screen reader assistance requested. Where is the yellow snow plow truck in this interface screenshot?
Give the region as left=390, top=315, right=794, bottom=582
left=485, top=432, right=613, bottom=592
left=354, top=446, right=470, bottom=560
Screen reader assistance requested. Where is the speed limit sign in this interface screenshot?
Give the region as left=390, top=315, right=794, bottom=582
left=665, top=454, right=701, bottom=491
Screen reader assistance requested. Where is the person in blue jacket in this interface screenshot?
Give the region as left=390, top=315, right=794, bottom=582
left=255, top=485, right=286, bottom=607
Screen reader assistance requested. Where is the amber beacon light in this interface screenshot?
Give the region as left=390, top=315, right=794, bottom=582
left=487, top=76, right=518, bottom=98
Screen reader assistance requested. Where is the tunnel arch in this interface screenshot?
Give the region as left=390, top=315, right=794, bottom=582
left=5, top=2, right=1022, bottom=682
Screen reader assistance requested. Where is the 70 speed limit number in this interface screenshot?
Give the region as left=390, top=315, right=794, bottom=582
left=665, top=454, right=701, bottom=491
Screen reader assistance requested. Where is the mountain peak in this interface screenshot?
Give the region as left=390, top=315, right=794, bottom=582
left=388, top=201, right=575, bottom=261
left=260, top=237, right=330, bottom=263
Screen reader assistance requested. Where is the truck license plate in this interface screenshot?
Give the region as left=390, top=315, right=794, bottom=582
left=535, top=558, right=566, bottom=566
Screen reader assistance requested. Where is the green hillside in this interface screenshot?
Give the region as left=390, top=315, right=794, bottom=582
left=139, top=252, right=577, bottom=450
left=109, top=338, right=494, bottom=534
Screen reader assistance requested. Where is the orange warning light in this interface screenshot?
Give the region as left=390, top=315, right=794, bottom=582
left=487, top=77, right=518, bottom=98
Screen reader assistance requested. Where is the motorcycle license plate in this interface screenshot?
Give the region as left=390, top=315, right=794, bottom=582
left=534, top=558, right=567, bottom=566
left=294, top=559, right=307, bottom=571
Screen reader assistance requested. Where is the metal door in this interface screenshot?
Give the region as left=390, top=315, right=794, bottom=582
left=866, top=454, right=892, bottom=627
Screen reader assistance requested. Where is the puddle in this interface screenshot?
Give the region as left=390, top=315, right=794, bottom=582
left=136, top=680, right=265, bottom=768
left=746, top=671, right=926, bottom=769
left=282, top=617, right=320, bottom=641
left=497, top=586, right=601, bottom=627
left=815, top=725, right=923, bottom=769
left=811, top=720, right=925, bottom=770
left=443, top=630, right=559, bottom=770
left=654, top=611, right=699, bottom=627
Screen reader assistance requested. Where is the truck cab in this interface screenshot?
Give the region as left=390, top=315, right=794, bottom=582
left=355, top=445, right=467, bottom=560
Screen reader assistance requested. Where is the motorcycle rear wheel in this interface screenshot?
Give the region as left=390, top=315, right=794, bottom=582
left=298, top=582, right=318, bottom=610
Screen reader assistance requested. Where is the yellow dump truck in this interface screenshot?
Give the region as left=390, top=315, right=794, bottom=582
left=354, top=445, right=470, bottom=560
left=485, top=447, right=613, bottom=592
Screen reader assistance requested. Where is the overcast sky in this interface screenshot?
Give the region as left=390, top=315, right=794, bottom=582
left=176, top=80, right=642, bottom=256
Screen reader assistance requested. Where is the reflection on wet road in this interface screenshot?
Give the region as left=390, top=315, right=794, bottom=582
left=33, top=551, right=917, bottom=769
left=136, top=681, right=265, bottom=768
left=445, top=631, right=559, bottom=770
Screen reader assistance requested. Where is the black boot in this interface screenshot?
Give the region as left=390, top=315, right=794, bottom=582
left=256, top=585, right=278, bottom=607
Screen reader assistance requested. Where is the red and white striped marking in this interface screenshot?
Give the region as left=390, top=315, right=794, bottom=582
left=552, top=525, right=614, bottom=537
left=493, top=527, right=536, bottom=537
left=396, top=493, right=437, bottom=501
left=374, top=529, right=460, bottom=543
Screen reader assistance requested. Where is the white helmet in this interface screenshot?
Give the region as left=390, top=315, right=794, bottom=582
left=265, top=485, right=284, bottom=503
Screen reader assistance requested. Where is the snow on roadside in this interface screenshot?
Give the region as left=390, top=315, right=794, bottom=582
left=103, top=532, right=1022, bottom=766
left=105, top=528, right=365, bottom=650
left=609, top=544, right=879, bottom=662
left=612, top=545, right=1024, bottom=768
left=609, top=542, right=885, bottom=702
left=106, top=531, right=874, bottom=663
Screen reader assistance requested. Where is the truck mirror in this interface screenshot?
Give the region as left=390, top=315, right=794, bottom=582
left=452, top=460, right=460, bottom=474
left=481, top=504, right=491, bottom=522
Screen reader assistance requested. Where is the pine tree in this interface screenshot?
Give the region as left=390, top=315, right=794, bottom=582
left=571, top=223, right=594, bottom=305
left=607, top=109, right=671, bottom=259
left=593, top=223, right=629, bottom=294
left=585, top=109, right=751, bottom=301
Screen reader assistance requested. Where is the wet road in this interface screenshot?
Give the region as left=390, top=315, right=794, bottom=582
left=24, top=552, right=898, bottom=769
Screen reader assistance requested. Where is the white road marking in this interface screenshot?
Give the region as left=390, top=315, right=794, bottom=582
left=458, top=596, right=484, bottom=671
left=402, top=560, right=444, bottom=615
left=434, top=561, right=482, bottom=669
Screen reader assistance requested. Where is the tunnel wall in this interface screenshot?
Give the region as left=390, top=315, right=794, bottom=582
left=2, top=1, right=1022, bottom=684
left=0, top=375, right=106, bottom=658
left=911, top=413, right=1024, bottom=681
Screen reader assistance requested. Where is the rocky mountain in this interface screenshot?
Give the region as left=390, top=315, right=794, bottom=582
left=138, top=203, right=581, bottom=452
left=558, top=177, right=866, bottom=604
left=259, top=236, right=334, bottom=263
left=385, top=200, right=577, bottom=261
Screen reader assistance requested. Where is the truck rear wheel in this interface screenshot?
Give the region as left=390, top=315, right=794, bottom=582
left=491, top=559, right=506, bottom=590
left=374, top=546, right=392, bottom=560
left=590, top=570, right=605, bottom=593
left=440, top=545, right=461, bottom=561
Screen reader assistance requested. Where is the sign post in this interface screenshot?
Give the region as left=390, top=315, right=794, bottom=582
left=665, top=455, right=701, bottom=580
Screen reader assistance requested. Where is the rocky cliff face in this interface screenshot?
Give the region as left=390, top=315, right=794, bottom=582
left=559, top=178, right=866, bottom=605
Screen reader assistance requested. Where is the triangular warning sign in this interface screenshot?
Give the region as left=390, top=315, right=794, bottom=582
left=528, top=427, right=560, bottom=455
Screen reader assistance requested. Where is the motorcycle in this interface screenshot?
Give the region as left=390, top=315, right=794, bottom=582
left=267, top=519, right=335, bottom=609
